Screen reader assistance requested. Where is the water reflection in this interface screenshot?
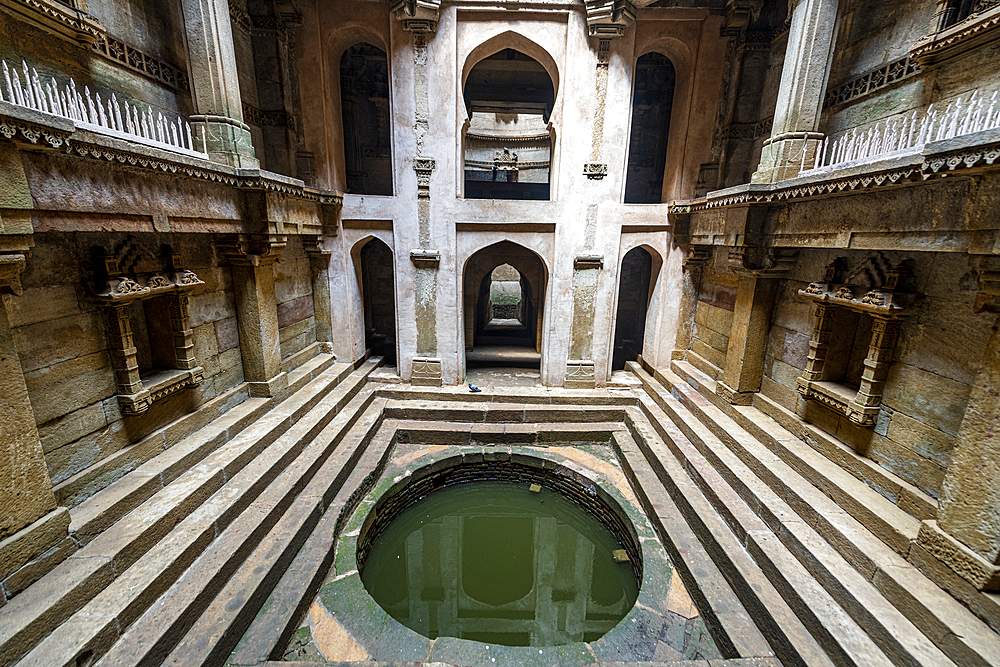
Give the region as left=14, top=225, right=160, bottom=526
left=361, top=481, right=639, bottom=646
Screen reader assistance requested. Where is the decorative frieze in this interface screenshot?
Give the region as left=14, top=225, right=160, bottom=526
left=242, top=102, right=291, bottom=128
left=92, top=35, right=190, bottom=92
left=824, top=57, right=921, bottom=110
left=910, top=2, right=1000, bottom=67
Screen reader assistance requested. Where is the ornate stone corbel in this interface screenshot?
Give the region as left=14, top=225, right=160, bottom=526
left=390, top=0, right=441, bottom=34
left=319, top=192, right=343, bottom=236
left=217, top=233, right=287, bottom=267
left=729, top=246, right=798, bottom=278
left=0, top=237, right=31, bottom=296
left=585, top=0, right=635, bottom=37
left=668, top=206, right=693, bottom=245
left=410, top=249, right=440, bottom=268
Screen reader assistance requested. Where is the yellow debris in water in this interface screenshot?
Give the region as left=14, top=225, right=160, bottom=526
left=612, top=549, right=629, bottom=563
left=529, top=484, right=542, bottom=493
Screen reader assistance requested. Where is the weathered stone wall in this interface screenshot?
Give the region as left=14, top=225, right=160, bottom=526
left=274, top=236, right=317, bottom=361
left=761, top=249, right=995, bottom=498
left=821, top=1, right=1000, bottom=142
left=3, top=232, right=242, bottom=488
left=690, top=252, right=736, bottom=371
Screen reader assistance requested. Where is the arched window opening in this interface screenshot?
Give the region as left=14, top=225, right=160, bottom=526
left=340, top=43, right=392, bottom=195
left=463, top=49, right=555, bottom=201
left=359, top=238, right=396, bottom=363
left=624, top=53, right=676, bottom=204
left=612, top=247, right=654, bottom=370
left=464, top=243, right=546, bottom=371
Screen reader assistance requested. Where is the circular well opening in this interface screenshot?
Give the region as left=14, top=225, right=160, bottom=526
left=357, top=457, right=642, bottom=647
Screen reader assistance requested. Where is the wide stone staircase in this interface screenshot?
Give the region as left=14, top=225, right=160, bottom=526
left=624, top=357, right=1000, bottom=667
left=2, top=354, right=1000, bottom=667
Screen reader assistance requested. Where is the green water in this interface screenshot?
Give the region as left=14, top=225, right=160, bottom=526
left=360, top=480, right=640, bottom=647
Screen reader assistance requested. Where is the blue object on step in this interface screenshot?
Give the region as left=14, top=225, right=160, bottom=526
left=468, top=383, right=482, bottom=392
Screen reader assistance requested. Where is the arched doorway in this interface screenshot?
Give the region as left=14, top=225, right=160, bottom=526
left=463, top=242, right=546, bottom=371
left=611, top=247, right=658, bottom=371
left=462, top=49, right=555, bottom=201
left=624, top=52, right=676, bottom=204
left=340, top=43, right=393, bottom=195
left=357, top=238, right=396, bottom=363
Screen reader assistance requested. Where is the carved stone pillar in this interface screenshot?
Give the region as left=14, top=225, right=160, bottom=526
left=919, top=307, right=1000, bottom=590
left=304, top=237, right=333, bottom=355
left=718, top=248, right=794, bottom=405
left=181, top=0, right=259, bottom=168
left=566, top=253, right=604, bottom=388
left=751, top=0, right=838, bottom=183
left=220, top=235, right=287, bottom=397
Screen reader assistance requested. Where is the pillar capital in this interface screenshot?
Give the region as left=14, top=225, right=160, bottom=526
left=585, top=0, right=635, bottom=38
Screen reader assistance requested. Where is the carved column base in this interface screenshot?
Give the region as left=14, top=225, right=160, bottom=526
left=191, top=115, right=259, bottom=169
left=248, top=371, right=288, bottom=398
left=411, top=357, right=442, bottom=387
left=751, top=133, right=823, bottom=183
left=915, top=520, right=1000, bottom=591
left=717, top=381, right=755, bottom=406
left=565, top=360, right=597, bottom=389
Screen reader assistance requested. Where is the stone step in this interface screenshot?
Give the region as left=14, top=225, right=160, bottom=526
left=631, top=364, right=1000, bottom=667
left=627, top=392, right=953, bottom=667
left=377, top=385, right=638, bottom=405
left=670, top=359, right=937, bottom=521
left=609, top=427, right=799, bottom=664
left=88, top=396, right=388, bottom=667
left=383, top=400, right=628, bottom=423
left=0, top=358, right=379, bottom=667
left=652, top=361, right=920, bottom=560
left=228, top=419, right=400, bottom=666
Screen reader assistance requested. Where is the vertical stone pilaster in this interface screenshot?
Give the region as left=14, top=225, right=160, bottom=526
left=181, top=0, right=259, bottom=168
left=919, top=315, right=1000, bottom=591
left=0, top=258, right=59, bottom=542
left=103, top=303, right=144, bottom=397
left=566, top=250, right=603, bottom=388
left=221, top=236, right=287, bottom=397
left=304, top=237, right=334, bottom=355
left=672, top=244, right=712, bottom=359
left=718, top=271, right=781, bottom=404
left=751, top=0, right=838, bottom=183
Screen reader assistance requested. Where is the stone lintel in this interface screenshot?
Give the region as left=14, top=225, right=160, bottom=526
left=411, top=357, right=442, bottom=387
left=916, top=520, right=1000, bottom=591
left=410, top=249, right=440, bottom=268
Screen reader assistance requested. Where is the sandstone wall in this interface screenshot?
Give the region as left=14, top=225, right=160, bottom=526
left=2, top=233, right=243, bottom=492
left=274, top=236, right=317, bottom=361
left=761, top=249, right=995, bottom=498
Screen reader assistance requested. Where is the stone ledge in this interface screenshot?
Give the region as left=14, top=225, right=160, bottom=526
left=0, top=507, right=68, bottom=583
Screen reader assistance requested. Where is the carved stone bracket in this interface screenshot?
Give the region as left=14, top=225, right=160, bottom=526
left=583, top=162, right=607, bottom=180
left=217, top=234, right=287, bottom=267
left=574, top=254, right=604, bottom=270
left=729, top=246, right=798, bottom=278
left=585, top=0, right=635, bottom=38
left=683, top=245, right=713, bottom=270
left=0, top=234, right=32, bottom=296
left=319, top=192, right=343, bottom=236
left=668, top=206, right=692, bottom=245
left=303, top=236, right=332, bottom=271
left=390, top=0, right=441, bottom=34
left=410, top=249, right=440, bottom=268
